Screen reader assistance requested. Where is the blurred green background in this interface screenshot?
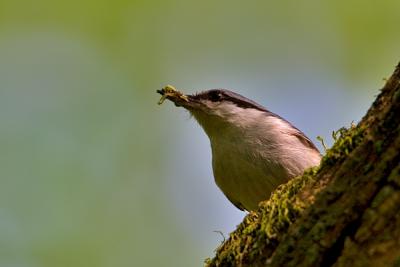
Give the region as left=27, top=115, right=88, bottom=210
left=0, top=1, right=399, bottom=266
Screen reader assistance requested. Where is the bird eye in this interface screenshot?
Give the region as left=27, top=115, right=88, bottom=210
left=209, top=91, right=222, bottom=102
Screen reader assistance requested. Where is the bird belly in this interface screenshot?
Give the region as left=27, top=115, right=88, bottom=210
left=212, top=147, right=289, bottom=211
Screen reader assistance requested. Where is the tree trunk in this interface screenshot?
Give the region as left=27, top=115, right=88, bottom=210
left=206, top=62, right=400, bottom=267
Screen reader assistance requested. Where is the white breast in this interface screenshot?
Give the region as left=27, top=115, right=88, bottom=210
left=207, top=107, right=321, bottom=211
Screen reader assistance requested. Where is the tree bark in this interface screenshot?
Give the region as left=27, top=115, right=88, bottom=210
left=206, top=62, right=400, bottom=267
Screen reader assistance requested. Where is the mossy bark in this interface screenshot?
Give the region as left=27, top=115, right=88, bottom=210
left=206, top=62, right=400, bottom=267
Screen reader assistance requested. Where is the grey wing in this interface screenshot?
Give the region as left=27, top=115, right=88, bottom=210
left=291, top=130, right=320, bottom=153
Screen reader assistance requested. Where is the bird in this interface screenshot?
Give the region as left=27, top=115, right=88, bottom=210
left=157, top=85, right=321, bottom=211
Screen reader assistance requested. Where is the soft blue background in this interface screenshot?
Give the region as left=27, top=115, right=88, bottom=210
left=0, top=1, right=399, bottom=266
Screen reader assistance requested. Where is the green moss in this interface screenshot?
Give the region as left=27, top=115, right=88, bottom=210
left=259, top=167, right=318, bottom=239
left=317, top=136, right=328, bottom=152
left=321, top=125, right=365, bottom=167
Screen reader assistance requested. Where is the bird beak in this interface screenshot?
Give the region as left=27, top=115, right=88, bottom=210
left=157, top=85, right=200, bottom=110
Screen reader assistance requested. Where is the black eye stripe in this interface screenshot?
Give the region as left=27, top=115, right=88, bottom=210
left=209, top=91, right=222, bottom=101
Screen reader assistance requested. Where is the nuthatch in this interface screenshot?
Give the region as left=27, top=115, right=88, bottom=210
left=157, top=85, right=321, bottom=211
